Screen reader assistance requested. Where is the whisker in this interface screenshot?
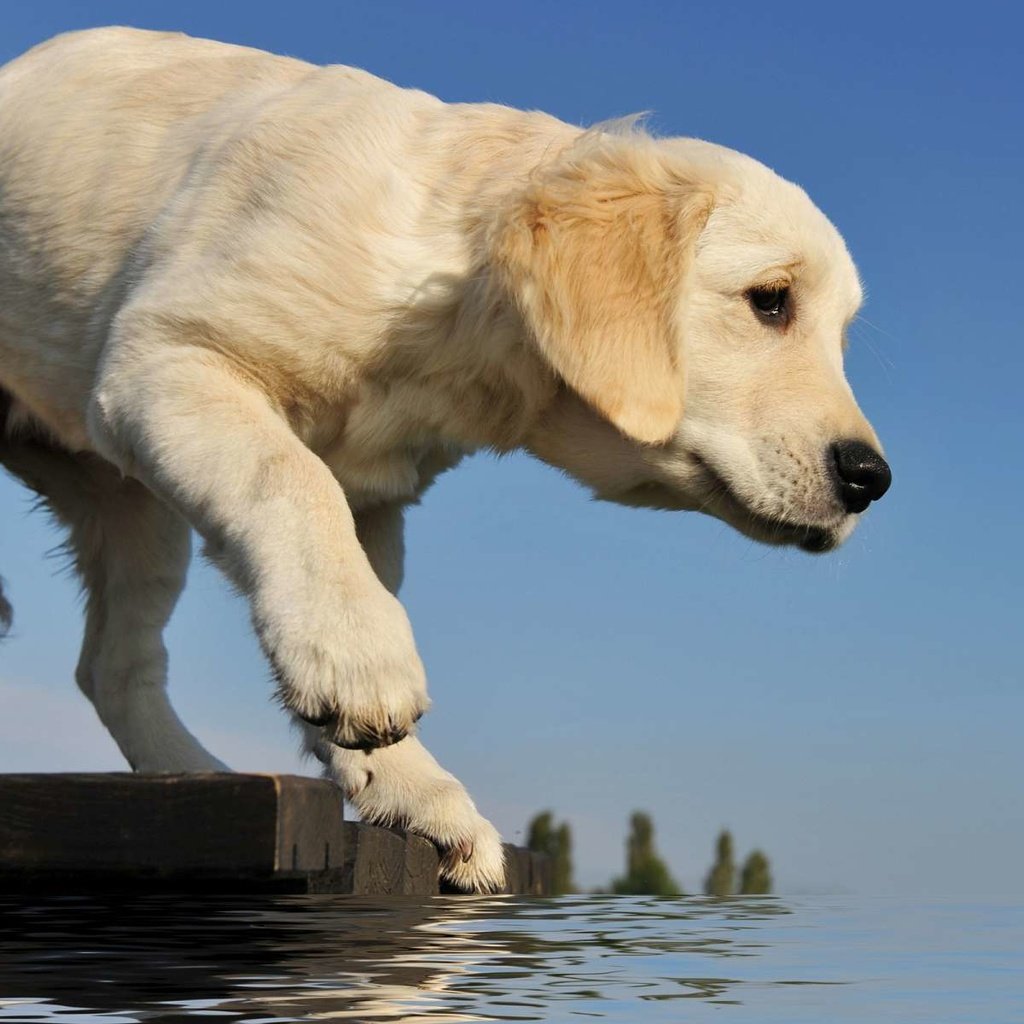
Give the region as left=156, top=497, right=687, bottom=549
left=854, top=312, right=906, bottom=348
left=694, top=479, right=728, bottom=518
left=851, top=320, right=897, bottom=383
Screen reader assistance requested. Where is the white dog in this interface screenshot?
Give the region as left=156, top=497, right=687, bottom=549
left=0, top=28, right=890, bottom=891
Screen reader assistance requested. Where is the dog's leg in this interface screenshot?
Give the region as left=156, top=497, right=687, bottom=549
left=0, top=438, right=226, bottom=771
left=300, top=502, right=506, bottom=893
left=309, top=729, right=506, bottom=892
left=90, top=347, right=429, bottom=751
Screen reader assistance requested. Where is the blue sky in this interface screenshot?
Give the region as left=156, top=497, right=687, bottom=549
left=1, top=0, right=1022, bottom=895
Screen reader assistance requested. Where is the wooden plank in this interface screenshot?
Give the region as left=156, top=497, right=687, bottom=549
left=0, top=773, right=549, bottom=894
left=502, top=843, right=541, bottom=895
left=272, top=774, right=348, bottom=873
left=502, top=842, right=523, bottom=893
left=403, top=834, right=441, bottom=895
left=529, top=851, right=552, bottom=895
left=1, top=773, right=272, bottom=874
left=340, top=822, right=406, bottom=894
left=0, top=773, right=345, bottom=880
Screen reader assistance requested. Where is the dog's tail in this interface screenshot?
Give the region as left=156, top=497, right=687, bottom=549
left=0, top=576, right=10, bottom=638
left=0, top=388, right=12, bottom=637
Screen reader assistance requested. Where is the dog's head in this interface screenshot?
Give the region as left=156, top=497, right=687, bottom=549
left=496, top=130, right=890, bottom=552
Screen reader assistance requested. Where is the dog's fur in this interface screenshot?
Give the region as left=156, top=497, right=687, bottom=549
left=0, top=28, right=885, bottom=891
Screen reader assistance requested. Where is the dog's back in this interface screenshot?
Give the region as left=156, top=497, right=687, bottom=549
left=0, top=29, right=317, bottom=442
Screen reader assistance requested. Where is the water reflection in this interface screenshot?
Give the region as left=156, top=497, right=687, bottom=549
left=0, top=895, right=783, bottom=1021
left=0, top=895, right=1018, bottom=1022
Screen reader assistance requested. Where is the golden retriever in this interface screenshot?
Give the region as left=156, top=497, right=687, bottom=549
left=0, top=27, right=890, bottom=891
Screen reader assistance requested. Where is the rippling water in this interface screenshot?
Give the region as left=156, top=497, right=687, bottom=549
left=0, top=894, right=1020, bottom=1022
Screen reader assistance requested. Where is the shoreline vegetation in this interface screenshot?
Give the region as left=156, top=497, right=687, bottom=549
left=527, top=811, right=773, bottom=897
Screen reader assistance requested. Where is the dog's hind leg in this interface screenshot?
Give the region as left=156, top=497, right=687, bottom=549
left=299, top=502, right=506, bottom=893
left=0, top=435, right=227, bottom=771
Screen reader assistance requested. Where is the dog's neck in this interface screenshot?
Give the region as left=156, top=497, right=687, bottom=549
left=346, top=109, right=584, bottom=449
left=308, top=109, right=598, bottom=506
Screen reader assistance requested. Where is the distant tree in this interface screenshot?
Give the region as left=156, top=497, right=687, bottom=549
left=611, top=811, right=682, bottom=896
left=704, top=830, right=736, bottom=896
left=739, top=849, right=773, bottom=895
left=527, top=811, right=554, bottom=856
left=526, top=811, right=575, bottom=895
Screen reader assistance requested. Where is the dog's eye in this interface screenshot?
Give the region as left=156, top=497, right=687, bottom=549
left=747, top=285, right=790, bottom=325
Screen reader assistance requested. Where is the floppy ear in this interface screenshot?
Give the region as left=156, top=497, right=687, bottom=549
left=494, top=149, right=712, bottom=444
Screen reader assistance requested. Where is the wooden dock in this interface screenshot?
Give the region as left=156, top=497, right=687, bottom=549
left=0, top=773, right=551, bottom=895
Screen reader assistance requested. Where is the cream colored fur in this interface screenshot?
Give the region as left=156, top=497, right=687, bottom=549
left=0, top=28, right=884, bottom=892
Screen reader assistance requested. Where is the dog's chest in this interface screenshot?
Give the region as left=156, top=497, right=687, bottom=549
left=312, top=391, right=470, bottom=510
left=307, top=347, right=541, bottom=509
left=323, top=440, right=466, bottom=510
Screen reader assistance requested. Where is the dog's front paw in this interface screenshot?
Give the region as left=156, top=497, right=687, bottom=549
left=436, top=816, right=506, bottom=894
left=263, top=596, right=430, bottom=750
left=324, top=736, right=506, bottom=894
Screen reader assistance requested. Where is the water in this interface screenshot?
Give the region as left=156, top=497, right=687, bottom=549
left=0, top=895, right=1020, bottom=1023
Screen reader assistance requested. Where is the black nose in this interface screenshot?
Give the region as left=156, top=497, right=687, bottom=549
left=832, top=440, right=892, bottom=514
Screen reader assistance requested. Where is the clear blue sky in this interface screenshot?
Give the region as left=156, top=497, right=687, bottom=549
left=1, top=0, right=1021, bottom=895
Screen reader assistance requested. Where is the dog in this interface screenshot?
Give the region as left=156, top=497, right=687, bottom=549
left=0, top=27, right=890, bottom=892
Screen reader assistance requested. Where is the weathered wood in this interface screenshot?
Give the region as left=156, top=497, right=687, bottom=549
left=339, top=822, right=405, bottom=895
left=403, top=833, right=441, bottom=895
left=529, top=850, right=552, bottom=895
left=275, top=774, right=349, bottom=873
left=0, top=772, right=347, bottom=877
left=502, top=842, right=523, bottom=893
left=0, top=773, right=549, bottom=895
left=502, top=844, right=537, bottom=896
